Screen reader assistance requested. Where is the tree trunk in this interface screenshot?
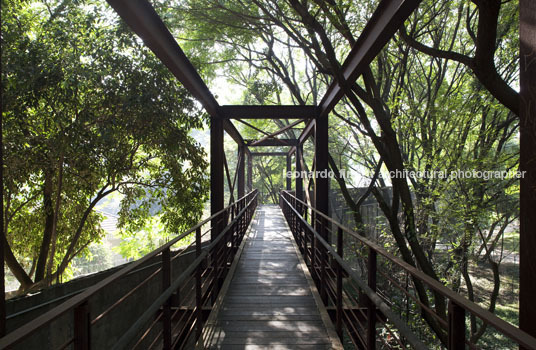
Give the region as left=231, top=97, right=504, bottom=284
left=35, top=168, right=54, bottom=282
left=46, top=154, right=64, bottom=278
left=3, top=234, right=33, bottom=288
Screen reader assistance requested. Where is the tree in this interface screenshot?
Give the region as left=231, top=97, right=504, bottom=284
left=169, top=0, right=520, bottom=345
left=400, top=0, right=519, bottom=116
left=2, top=0, right=208, bottom=293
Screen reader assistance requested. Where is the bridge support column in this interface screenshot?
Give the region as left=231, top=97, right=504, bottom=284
left=296, top=144, right=303, bottom=205
left=238, top=146, right=245, bottom=199
left=286, top=154, right=292, bottom=191
left=315, top=116, right=329, bottom=304
left=520, top=0, right=536, bottom=344
left=247, top=149, right=253, bottom=192
left=314, top=116, right=329, bottom=232
left=211, top=117, right=224, bottom=241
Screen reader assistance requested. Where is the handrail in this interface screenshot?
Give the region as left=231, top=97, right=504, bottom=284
left=0, top=190, right=258, bottom=349
left=280, top=193, right=427, bottom=350
left=112, top=192, right=257, bottom=349
left=280, top=190, right=536, bottom=349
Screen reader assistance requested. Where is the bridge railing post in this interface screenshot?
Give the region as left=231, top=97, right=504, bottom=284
left=240, top=201, right=243, bottom=239
left=238, top=202, right=242, bottom=248
left=195, top=227, right=203, bottom=340
left=336, top=227, right=343, bottom=339
left=224, top=211, right=231, bottom=275
left=231, top=205, right=236, bottom=253
left=367, top=247, right=377, bottom=350
left=302, top=219, right=309, bottom=267
left=295, top=200, right=299, bottom=239
left=319, top=216, right=327, bottom=304
left=162, top=247, right=171, bottom=350
left=448, top=300, right=465, bottom=349
left=292, top=197, right=296, bottom=235
left=311, top=225, right=317, bottom=281
left=304, top=207, right=309, bottom=266
left=297, top=215, right=303, bottom=253
left=74, top=301, right=90, bottom=350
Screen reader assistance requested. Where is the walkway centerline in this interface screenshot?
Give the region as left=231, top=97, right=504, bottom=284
left=202, top=205, right=341, bottom=349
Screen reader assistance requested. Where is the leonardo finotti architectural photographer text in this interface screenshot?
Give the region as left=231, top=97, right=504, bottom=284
left=285, top=170, right=350, bottom=179
left=388, top=169, right=526, bottom=180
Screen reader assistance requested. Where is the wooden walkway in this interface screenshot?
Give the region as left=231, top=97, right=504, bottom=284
left=201, top=205, right=341, bottom=349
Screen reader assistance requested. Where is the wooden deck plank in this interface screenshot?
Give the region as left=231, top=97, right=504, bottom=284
left=212, top=344, right=332, bottom=350
left=201, top=205, right=341, bottom=349
left=218, top=307, right=321, bottom=315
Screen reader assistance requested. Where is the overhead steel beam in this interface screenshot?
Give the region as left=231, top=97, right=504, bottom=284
left=224, top=121, right=245, bottom=146
left=235, top=119, right=272, bottom=136
left=318, top=0, right=421, bottom=118
left=245, top=139, right=298, bottom=147
left=221, top=105, right=318, bottom=119
left=107, top=0, right=220, bottom=117
left=289, top=119, right=316, bottom=155
left=106, top=0, right=246, bottom=148
left=251, top=152, right=288, bottom=157
left=251, top=119, right=305, bottom=146
left=299, top=119, right=316, bottom=144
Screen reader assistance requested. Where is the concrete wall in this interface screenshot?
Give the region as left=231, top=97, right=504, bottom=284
left=6, top=247, right=200, bottom=349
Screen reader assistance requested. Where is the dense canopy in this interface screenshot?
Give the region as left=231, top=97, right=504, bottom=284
left=1, top=0, right=527, bottom=347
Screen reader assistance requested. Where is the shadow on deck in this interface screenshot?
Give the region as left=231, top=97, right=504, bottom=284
left=200, top=205, right=342, bottom=350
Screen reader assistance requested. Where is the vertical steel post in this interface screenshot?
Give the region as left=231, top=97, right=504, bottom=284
left=304, top=206, right=309, bottom=267
left=0, top=91, right=5, bottom=336
left=315, top=116, right=329, bottom=303
left=520, top=0, right=536, bottom=344
left=74, top=301, right=90, bottom=350
left=224, top=210, right=230, bottom=276
left=162, top=248, right=171, bottom=350
left=240, top=199, right=245, bottom=241
left=211, top=117, right=224, bottom=241
left=367, top=248, right=377, bottom=350
left=448, top=300, right=465, bottom=350
left=336, top=227, right=343, bottom=339
left=231, top=204, right=236, bottom=252
left=296, top=144, right=303, bottom=207
left=247, top=149, right=253, bottom=191
left=195, top=227, right=202, bottom=340
left=315, top=116, right=329, bottom=230
left=210, top=117, right=224, bottom=301
left=293, top=197, right=297, bottom=236
left=286, top=154, right=292, bottom=190
left=298, top=214, right=301, bottom=245
left=238, top=146, right=245, bottom=200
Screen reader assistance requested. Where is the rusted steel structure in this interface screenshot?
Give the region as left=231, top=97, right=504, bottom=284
left=0, top=0, right=535, bottom=348
left=519, top=2, right=536, bottom=348
left=280, top=191, right=536, bottom=349
left=0, top=191, right=258, bottom=349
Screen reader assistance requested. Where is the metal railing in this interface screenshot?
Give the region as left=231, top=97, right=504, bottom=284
left=1, top=190, right=258, bottom=350
left=280, top=190, right=536, bottom=349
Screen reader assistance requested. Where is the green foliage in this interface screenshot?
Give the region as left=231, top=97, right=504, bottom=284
left=167, top=0, right=520, bottom=346
left=2, top=0, right=208, bottom=291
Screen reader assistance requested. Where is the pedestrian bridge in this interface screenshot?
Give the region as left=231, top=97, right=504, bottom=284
left=1, top=0, right=536, bottom=348
left=2, top=190, right=535, bottom=349
left=201, top=205, right=342, bottom=349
